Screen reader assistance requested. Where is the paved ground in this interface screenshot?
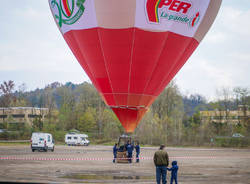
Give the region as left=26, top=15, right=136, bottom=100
left=0, top=145, right=250, bottom=183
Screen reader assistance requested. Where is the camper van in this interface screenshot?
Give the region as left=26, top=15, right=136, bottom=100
left=65, top=133, right=90, bottom=146
left=31, top=132, right=55, bottom=152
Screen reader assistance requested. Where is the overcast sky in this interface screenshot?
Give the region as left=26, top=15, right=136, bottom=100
left=0, top=0, right=250, bottom=101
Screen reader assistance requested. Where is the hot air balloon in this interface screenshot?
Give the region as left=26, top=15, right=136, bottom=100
left=49, top=0, right=222, bottom=133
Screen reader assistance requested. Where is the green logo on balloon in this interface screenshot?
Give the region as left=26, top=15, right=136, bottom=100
left=51, top=0, right=85, bottom=27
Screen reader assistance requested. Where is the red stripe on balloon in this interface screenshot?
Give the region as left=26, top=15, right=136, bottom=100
left=62, top=0, right=71, bottom=17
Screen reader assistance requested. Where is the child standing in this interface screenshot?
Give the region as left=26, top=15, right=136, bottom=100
left=167, top=161, right=178, bottom=184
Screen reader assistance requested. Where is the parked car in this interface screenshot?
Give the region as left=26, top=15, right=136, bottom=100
left=232, top=133, right=244, bottom=138
left=65, top=133, right=90, bottom=146
left=31, top=132, right=54, bottom=152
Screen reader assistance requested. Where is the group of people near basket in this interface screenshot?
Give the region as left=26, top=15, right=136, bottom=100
left=113, top=143, right=178, bottom=184
left=113, top=141, right=140, bottom=163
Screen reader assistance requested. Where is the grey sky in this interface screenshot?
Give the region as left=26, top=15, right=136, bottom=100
left=0, top=0, right=249, bottom=101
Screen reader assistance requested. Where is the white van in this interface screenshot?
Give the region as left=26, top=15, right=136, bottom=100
left=31, top=132, right=55, bottom=152
left=65, top=133, right=90, bottom=146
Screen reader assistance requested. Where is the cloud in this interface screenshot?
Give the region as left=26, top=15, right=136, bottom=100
left=0, top=1, right=81, bottom=72
left=0, top=1, right=89, bottom=90
left=204, top=31, right=227, bottom=44
left=229, top=52, right=250, bottom=62
left=178, top=57, right=233, bottom=86
left=204, top=5, right=250, bottom=46
left=220, top=7, right=250, bottom=37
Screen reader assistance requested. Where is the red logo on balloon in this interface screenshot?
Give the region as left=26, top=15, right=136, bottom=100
left=190, top=12, right=200, bottom=27
left=61, top=0, right=74, bottom=18
left=146, top=0, right=192, bottom=23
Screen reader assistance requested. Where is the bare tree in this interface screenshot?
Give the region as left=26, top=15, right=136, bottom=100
left=233, top=87, right=250, bottom=134
left=0, top=80, right=15, bottom=107
left=215, top=87, right=233, bottom=135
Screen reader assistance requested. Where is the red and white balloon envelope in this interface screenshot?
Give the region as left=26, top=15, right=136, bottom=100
left=49, top=0, right=222, bottom=133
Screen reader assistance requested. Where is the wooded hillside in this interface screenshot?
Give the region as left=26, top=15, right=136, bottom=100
left=0, top=80, right=249, bottom=147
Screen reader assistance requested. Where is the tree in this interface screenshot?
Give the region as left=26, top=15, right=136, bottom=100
left=102, top=109, right=122, bottom=140
left=135, top=110, right=158, bottom=145
left=44, top=85, right=57, bottom=124
left=183, top=94, right=208, bottom=116
left=77, top=107, right=97, bottom=132
left=152, top=81, right=183, bottom=119
left=14, top=83, right=28, bottom=107
left=233, top=87, right=250, bottom=134
left=0, top=80, right=15, bottom=107
left=137, top=81, right=185, bottom=145
left=32, top=117, right=43, bottom=131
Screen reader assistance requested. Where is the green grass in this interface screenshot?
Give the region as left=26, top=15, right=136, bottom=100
left=0, top=142, right=30, bottom=146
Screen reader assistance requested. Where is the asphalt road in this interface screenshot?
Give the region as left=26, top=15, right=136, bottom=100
left=0, top=145, right=250, bottom=183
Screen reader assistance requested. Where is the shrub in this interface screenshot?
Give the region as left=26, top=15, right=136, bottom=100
left=215, top=137, right=250, bottom=147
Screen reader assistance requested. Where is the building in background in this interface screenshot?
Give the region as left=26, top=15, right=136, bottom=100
left=200, top=105, right=250, bottom=125
left=0, top=107, right=48, bottom=126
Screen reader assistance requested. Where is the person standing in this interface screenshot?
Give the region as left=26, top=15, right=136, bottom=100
left=167, top=161, right=179, bottom=184
left=126, top=141, right=134, bottom=163
left=153, top=145, right=169, bottom=184
left=113, top=143, right=118, bottom=163
left=135, top=142, right=140, bottom=163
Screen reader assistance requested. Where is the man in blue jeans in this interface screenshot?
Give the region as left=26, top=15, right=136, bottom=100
left=153, top=145, right=169, bottom=184
left=113, top=143, right=118, bottom=163
left=135, top=142, right=140, bottom=163
left=126, top=141, right=134, bottom=163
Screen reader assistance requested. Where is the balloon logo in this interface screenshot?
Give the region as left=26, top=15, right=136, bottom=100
left=51, top=0, right=85, bottom=27
left=60, top=0, right=74, bottom=18
left=49, top=0, right=222, bottom=133
left=146, top=0, right=192, bottom=23
left=190, top=12, right=200, bottom=27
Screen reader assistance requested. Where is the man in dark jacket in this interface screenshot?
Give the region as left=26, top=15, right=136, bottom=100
left=113, top=143, right=118, bottom=163
left=126, top=141, right=134, bottom=163
left=135, top=142, right=140, bottom=163
left=153, top=145, right=169, bottom=184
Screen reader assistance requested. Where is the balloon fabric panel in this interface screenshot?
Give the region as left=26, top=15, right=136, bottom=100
left=112, top=107, right=147, bottom=133
left=156, top=39, right=199, bottom=96
left=63, top=30, right=102, bottom=93
left=97, top=28, right=133, bottom=94
left=143, top=32, right=199, bottom=96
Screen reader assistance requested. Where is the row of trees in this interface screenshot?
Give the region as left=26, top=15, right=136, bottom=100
left=0, top=80, right=249, bottom=146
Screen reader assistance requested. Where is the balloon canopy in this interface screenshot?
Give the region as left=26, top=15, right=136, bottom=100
left=49, top=0, right=222, bottom=133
